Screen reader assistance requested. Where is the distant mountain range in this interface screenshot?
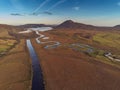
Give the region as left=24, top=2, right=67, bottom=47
left=55, top=20, right=95, bottom=29
left=17, top=24, right=55, bottom=28
left=0, top=20, right=120, bottom=30
left=0, top=24, right=14, bottom=29
left=114, top=25, right=120, bottom=28
left=55, top=20, right=114, bottom=30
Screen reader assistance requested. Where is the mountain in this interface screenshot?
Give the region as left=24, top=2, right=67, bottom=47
left=113, top=25, right=120, bottom=30
left=55, top=20, right=97, bottom=30
left=114, top=25, right=120, bottom=28
left=0, top=24, right=24, bottom=36
left=107, top=25, right=120, bottom=31
left=55, top=20, right=117, bottom=31
left=0, top=24, right=13, bottom=29
left=0, top=20, right=120, bottom=31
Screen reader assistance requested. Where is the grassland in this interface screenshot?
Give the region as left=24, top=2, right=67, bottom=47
left=0, top=39, right=31, bottom=90
left=93, top=33, right=120, bottom=49
left=0, top=25, right=120, bottom=90
left=0, top=26, right=32, bottom=90
left=0, top=39, right=17, bottom=53
left=31, top=29, right=120, bottom=90
left=0, top=27, right=14, bottom=38
left=43, top=30, right=120, bottom=66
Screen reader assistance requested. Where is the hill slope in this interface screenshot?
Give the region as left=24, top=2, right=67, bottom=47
left=55, top=20, right=119, bottom=31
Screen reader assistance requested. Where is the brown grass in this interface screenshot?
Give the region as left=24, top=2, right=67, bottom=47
left=0, top=39, right=31, bottom=90
left=31, top=30, right=120, bottom=90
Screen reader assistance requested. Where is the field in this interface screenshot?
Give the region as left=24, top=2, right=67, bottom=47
left=0, top=29, right=11, bottom=38
left=0, top=25, right=120, bottom=90
left=31, top=29, right=120, bottom=90
left=0, top=39, right=17, bottom=54
left=0, top=39, right=32, bottom=90
left=0, top=27, right=32, bottom=90
left=93, top=33, right=120, bottom=49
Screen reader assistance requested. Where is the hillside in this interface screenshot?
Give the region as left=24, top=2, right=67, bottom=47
left=55, top=20, right=119, bottom=31
left=55, top=20, right=96, bottom=29
left=31, top=24, right=120, bottom=90
left=0, top=21, right=120, bottom=90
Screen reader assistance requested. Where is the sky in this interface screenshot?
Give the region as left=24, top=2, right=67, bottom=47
left=0, top=0, right=120, bottom=26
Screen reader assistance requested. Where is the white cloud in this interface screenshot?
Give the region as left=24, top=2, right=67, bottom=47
left=73, top=6, right=80, bottom=11
left=47, top=0, right=67, bottom=11
left=33, top=0, right=50, bottom=13
left=117, top=2, right=120, bottom=6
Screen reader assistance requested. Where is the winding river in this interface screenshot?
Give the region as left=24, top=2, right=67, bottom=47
left=24, top=26, right=120, bottom=90
left=34, top=30, right=60, bottom=49
left=105, top=52, right=120, bottom=62
left=25, top=27, right=60, bottom=90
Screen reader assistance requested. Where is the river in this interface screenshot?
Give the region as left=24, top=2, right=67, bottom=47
left=27, top=40, right=44, bottom=90
left=26, top=27, right=60, bottom=90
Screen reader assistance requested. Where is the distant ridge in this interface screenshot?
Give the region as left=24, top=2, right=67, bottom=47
left=0, top=24, right=15, bottom=29
left=55, top=20, right=97, bottom=29
left=55, top=20, right=120, bottom=31
left=114, top=25, right=120, bottom=27
left=114, top=25, right=120, bottom=29
left=17, top=24, right=55, bottom=28
left=0, top=24, right=12, bottom=27
left=0, top=20, right=120, bottom=30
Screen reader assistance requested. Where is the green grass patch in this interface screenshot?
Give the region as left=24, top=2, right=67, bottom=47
left=93, top=33, right=120, bottom=48
left=0, top=39, right=16, bottom=54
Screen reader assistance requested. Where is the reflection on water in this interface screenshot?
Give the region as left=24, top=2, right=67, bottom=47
left=26, top=40, right=44, bottom=90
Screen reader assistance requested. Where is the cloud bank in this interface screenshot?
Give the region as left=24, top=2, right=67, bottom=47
left=47, top=0, right=67, bottom=11
left=10, top=13, right=24, bottom=16
left=33, top=0, right=50, bottom=13
left=73, top=6, right=80, bottom=11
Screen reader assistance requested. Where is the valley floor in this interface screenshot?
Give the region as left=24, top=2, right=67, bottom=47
left=0, top=39, right=31, bottom=90
left=31, top=29, right=120, bottom=90
left=0, top=26, right=120, bottom=90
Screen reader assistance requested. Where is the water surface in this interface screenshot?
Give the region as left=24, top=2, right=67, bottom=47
left=27, top=40, right=44, bottom=90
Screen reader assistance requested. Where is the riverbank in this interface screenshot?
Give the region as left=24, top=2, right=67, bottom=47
left=26, top=40, right=44, bottom=90
left=0, top=38, right=19, bottom=57
left=0, top=39, right=31, bottom=90
left=105, top=52, right=120, bottom=62
left=35, top=31, right=60, bottom=49
left=31, top=38, right=120, bottom=90
left=30, top=29, right=120, bottom=90
left=25, top=27, right=56, bottom=90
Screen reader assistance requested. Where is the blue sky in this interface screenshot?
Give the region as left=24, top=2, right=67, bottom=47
left=0, top=0, right=120, bottom=26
